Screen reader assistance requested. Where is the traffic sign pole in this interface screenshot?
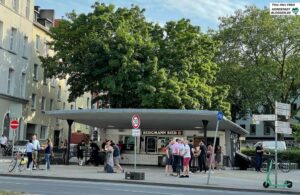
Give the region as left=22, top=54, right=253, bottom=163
left=207, top=111, right=223, bottom=185
left=131, top=114, right=140, bottom=172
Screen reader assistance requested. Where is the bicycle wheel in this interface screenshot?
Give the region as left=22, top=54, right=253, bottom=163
left=261, top=159, right=269, bottom=173
left=8, top=159, right=17, bottom=172
left=279, top=160, right=290, bottom=173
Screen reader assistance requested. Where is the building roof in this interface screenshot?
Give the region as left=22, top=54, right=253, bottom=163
left=46, top=109, right=248, bottom=135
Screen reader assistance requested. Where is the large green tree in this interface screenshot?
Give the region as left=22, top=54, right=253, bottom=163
left=214, top=6, right=300, bottom=121
left=41, top=2, right=230, bottom=115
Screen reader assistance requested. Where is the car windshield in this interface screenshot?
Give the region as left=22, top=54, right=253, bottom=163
left=14, top=141, right=28, bottom=146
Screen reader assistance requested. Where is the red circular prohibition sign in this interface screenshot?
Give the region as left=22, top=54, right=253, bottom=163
left=10, top=120, right=19, bottom=129
left=132, top=114, right=140, bottom=129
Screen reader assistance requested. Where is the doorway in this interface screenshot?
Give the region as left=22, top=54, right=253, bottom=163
left=54, top=130, right=60, bottom=147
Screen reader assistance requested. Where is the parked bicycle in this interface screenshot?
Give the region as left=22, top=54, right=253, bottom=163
left=261, top=155, right=290, bottom=173
left=8, top=151, right=27, bottom=172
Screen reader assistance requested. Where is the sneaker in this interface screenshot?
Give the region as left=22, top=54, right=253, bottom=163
left=179, top=175, right=185, bottom=178
left=185, top=175, right=189, bottom=178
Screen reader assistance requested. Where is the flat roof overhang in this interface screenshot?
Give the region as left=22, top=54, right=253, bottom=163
left=46, top=109, right=248, bottom=135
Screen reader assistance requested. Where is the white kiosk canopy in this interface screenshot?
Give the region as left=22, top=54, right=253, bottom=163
left=46, top=109, right=248, bottom=135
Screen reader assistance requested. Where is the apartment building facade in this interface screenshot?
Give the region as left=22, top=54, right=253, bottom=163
left=237, top=99, right=300, bottom=148
left=1, top=1, right=92, bottom=146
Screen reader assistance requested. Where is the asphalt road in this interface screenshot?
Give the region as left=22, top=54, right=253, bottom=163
left=0, top=176, right=285, bottom=195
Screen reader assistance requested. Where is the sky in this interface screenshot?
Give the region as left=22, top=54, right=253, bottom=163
left=35, top=0, right=295, bottom=31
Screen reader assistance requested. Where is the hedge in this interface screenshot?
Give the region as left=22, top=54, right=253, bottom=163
left=241, top=148, right=300, bottom=163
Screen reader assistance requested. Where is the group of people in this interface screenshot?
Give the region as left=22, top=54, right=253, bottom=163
left=164, top=138, right=222, bottom=178
left=75, top=139, right=124, bottom=173
left=25, top=134, right=53, bottom=171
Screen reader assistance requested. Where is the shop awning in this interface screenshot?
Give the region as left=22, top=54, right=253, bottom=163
left=46, top=109, right=248, bottom=135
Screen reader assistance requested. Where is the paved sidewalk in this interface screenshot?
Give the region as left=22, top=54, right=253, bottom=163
left=0, top=161, right=299, bottom=194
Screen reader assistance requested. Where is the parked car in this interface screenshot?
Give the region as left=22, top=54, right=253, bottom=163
left=12, top=140, right=28, bottom=154
left=254, top=141, right=287, bottom=151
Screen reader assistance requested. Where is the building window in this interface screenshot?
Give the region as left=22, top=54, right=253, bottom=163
left=250, top=124, right=256, bottom=135
left=292, top=103, right=297, bottom=112
left=41, top=96, right=46, bottom=112
left=40, top=126, right=47, bottom=139
left=25, top=0, right=30, bottom=18
left=70, top=105, right=74, bottom=110
left=264, top=123, right=272, bottom=135
left=49, top=99, right=53, bottom=111
left=10, top=28, right=17, bottom=51
left=240, top=124, right=246, bottom=129
left=87, top=97, right=90, bottom=108
left=35, top=35, right=40, bottom=51
left=7, top=68, right=14, bottom=95
left=0, top=0, right=5, bottom=5
left=12, top=0, right=19, bottom=12
left=23, top=36, right=28, bottom=58
left=31, top=93, right=36, bottom=109
left=124, top=136, right=135, bottom=151
left=33, top=64, right=38, bottom=81
left=21, top=72, right=26, bottom=98
left=57, top=85, right=61, bottom=100
left=43, top=70, right=47, bottom=85
left=63, top=102, right=66, bottom=110
left=0, top=21, right=3, bottom=47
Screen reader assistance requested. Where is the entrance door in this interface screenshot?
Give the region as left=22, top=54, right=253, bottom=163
left=145, top=136, right=157, bottom=153
left=3, top=113, right=10, bottom=138
left=54, top=130, right=60, bottom=147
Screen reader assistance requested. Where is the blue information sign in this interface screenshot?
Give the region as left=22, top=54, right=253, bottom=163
left=217, top=111, right=223, bottom=121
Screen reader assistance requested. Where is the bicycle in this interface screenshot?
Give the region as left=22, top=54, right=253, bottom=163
left=8, top=151, right=27, bottom=172
left=261, top=155, right=290, bottom=173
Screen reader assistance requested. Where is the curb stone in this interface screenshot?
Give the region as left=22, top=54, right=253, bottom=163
left=0, top=173, right=299, bottom=194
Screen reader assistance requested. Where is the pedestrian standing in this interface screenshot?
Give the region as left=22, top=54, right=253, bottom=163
left=188, top=140, right=193, bottom=172
left=171, top=139, right=180, bottom=176
left=26, top=140, right=34, bottom=170
left=198, top=141, right=207, bottom=173
left=77, top=140, right=85, bottom=166
left=207, top=143, right=215, bottom=172
left=165, top=140, right=174, bottom=175
left=104, top=140, right=114, bottom=173
left=60, top=140, right=67, bottom=164
left=180, top=140, right=191, bottom=178
left=32, top=134, right=41, bottom=170
left=255, top=143, right=264, bottom=172
left=215, top=145, right=222, bottom=170
left=112, top=141, right=124, bottom=173
left=43, top=138, right=53, bottom=171
left=178, top=139, right=184, bottom=173
left=0, top=134, right=8, bottom=155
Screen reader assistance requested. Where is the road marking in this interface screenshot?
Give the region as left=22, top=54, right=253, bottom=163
left=103, top=188, right=183, bottom=195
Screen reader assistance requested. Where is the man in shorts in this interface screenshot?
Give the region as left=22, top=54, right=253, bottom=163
left=165, top=139, right=174, bottom=175
left=32, top=134, right=41, bottom=170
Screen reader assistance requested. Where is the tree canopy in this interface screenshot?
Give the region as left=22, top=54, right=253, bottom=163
left=214, top=6, right=300, bottom=121
left=41, top=2, right=230, bottom=115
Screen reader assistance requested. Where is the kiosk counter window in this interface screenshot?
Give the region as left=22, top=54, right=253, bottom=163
left=124, top=136, right=135, bottom=151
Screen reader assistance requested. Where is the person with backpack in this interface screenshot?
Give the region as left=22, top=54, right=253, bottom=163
left=112, top=141, right=124, bottom=173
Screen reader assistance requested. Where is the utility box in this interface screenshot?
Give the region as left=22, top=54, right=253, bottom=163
left=125, top=172, right=145, bottom=180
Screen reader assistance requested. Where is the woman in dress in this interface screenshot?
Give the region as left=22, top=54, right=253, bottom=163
left=206, top=144, right=215, bottom=172
left=104, top=140, right=114, bottom=173
left=215, top=145, right=222, bottom=170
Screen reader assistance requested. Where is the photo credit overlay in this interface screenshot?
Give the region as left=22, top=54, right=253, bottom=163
left=270, top=3, right=300, bottom=15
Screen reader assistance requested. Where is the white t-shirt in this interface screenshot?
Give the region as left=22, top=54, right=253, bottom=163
left=32, top=139, right=40, bottom=150
left=0, top=136, right=7, bottom=145
left=183, top=144, right=191, bottom=158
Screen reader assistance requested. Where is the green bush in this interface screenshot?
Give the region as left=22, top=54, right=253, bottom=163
left=241, top=148, right=300, bottom=163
